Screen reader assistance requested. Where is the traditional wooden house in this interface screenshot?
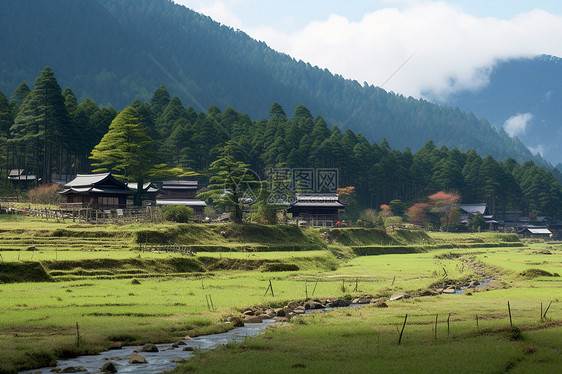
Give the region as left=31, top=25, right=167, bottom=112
left=8, top=169, right=39, bottom=188
left=157, top=180, right=198, bottom=199
left=518, top=226, right=552, bottom=239
left=287, top=193, right=345, bottom=227
left=126, top=182, right=161, bottom=205
left=59, top=173, right=133, bottom=208
left=155, top=180, right=207, bottom=216
left=459, top=203, right=498, bottom=230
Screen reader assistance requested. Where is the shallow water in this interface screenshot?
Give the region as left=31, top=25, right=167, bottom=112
left=19, top=293, right=479, bottom=373
left=455, top=278, right=494, bottom=294
left=20, top=319, right=275, bottom=374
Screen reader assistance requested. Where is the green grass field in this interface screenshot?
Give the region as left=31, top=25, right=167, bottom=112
left=0, top=215, right=560, bottom=373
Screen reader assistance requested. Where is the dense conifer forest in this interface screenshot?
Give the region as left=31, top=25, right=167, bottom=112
left=2, top=68, right=562, bottom=220
left=0, top=0, right=546, bottom=167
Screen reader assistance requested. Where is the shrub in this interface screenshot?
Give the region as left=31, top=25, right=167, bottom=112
left=519, top=268, right=560, bottom=278
left=161, top=205, right=194, bottom=223
left=27, top=183, right=63, bottom=205
left=262, top=263, right=300, bottom=272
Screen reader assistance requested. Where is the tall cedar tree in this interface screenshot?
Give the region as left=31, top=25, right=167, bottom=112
left=197, top=142, right=259, bottom=223
left=90, top=106, right=156, bottom=205
left=10, top=67, right=75, bottom=183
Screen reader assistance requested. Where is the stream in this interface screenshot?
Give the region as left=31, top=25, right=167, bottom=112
left=20, top=280, right=493, bottom=374
left=455, top=278, right=494, bottom=294
left=20, top=319, right=275, bottom=374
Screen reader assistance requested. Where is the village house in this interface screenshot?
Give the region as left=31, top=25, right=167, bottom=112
left=155, top=180, right=207, bottom=216
left=287, top=193, right=345, bottom=227
left=126, top=182, right=162, bottom=205
left=459, top=203, right=498, bottom=230
left=59, top=173, right=133, bottom=209
left=518, top=226, right=552, bottom=239
left=8, top=169, right=39, bottom=188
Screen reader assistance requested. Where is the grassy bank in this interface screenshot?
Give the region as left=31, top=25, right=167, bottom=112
left=2, top=215, right=559, bottom=373
left=172, top=296, right=561, bottom=374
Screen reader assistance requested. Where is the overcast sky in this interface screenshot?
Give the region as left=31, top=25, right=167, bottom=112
left=174, top=0, right=562, bottom=100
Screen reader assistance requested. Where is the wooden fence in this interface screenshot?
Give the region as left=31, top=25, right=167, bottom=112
left=139, top=244, right=196, bottom=256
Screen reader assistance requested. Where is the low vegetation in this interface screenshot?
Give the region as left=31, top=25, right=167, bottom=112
left=0, top=215, right=560, bottom=373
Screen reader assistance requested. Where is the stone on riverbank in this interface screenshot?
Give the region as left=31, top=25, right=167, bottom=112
left=129, top=353, right=148, bottom=364
left=141, top=343, right=159, bottom=352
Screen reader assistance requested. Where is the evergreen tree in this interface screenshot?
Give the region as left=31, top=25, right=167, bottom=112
left=269, top=102, right=286, bottom=117
left=0, top=91, right=12, bottom=183
left=10, top=67, right=74, bottom=182
left=156, top=96, right=188, bottom=139
left=0, top=91, right=12, bottom=137
left=10, top=82, right=30, bottom=109
left=90, top=106, right=157, bottom=205
left=197, top=142, right=260, bottom=223
left=150, top=83, right=171, bottom=119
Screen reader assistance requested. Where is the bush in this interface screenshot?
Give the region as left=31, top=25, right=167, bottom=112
left=161, top=205, right=194, bottom=223
left=27, top=184, right=63, bottom=205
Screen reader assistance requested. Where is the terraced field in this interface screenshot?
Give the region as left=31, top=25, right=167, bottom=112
left=1, top=214, right=560, bottom=373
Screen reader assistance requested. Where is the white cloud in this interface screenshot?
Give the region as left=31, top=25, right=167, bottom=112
left=503, top=113, right=533, bottom=137
left=175, top=1, right=562, bottom=100
left=242, top=2, right=562, bottom=99
left=174, top=0, right=244, bottom=29
left=528, top=144, right=545, bottom=157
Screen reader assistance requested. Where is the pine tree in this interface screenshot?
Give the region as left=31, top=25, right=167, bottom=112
left=90, top=106, right=157, bottom=205
left=157, top=96, right=188, bottom=139
left=10, top=82, right=31, bottom=109
left=10, top=67, right=74, bottom=182
left=197, top=142, right=259, bottom=223
left=269, top=102, right=286, bottom=117
left=0, top=91, right=13, bottom=184
left=150, top=83, right=171, bottom=120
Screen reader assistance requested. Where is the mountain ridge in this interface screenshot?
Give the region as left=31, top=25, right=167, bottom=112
left=433, top=54, right=562, bottom=165
left=0, top=0, right=547, bottom=167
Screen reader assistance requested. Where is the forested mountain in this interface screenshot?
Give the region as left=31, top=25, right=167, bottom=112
left=0, top=0, right=545, bottom=166
left=432, top=55, right=562, bottom=167
left=2, top=69, right=562, bottom=219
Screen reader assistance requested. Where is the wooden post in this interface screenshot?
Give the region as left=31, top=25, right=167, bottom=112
left=434, top=314, right=438, bottom=341
left=541, top=302, right=543, bottom=321
left=447, top=313, right=451, bottom=336
left=305, top=281, right=308, bottom=299
left=543, top=301, right=552, bottom=319
left=205, top=295, right=211, bottom=311
left=391, top=276, right=395, bottom=286
left=312, top=280, right=318, bottom=297
left=209, top=295, right=215, bottom=311
left=76, top=322, right=80, bottom=347
left=341, top=279, right=346, bottom=293
left=269, top=280, right=274, bottom=297
left=354, top=277, right=358, bottom=292
left=508, top=301, right=513, bottom=328
left=476, top=314, right=479, bottom=331
left=398, top=314, right=408, bottom=345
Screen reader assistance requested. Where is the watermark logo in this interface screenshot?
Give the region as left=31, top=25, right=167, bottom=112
left=224, top=167, right=262, bottom=205
left=267, top=168, right=339, bottom=204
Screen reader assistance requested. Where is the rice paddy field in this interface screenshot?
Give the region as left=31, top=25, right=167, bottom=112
left=0, top=214, right=560, bottom=373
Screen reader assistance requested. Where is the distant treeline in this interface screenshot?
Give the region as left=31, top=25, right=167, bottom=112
left=1, top=67, right=562, bottom=218
left=0, top=0, right=545, bottom=167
